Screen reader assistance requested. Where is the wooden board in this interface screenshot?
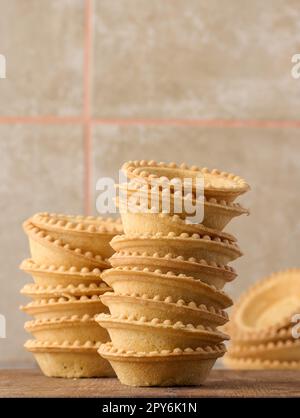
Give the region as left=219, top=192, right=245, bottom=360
left=0, top=369, right=300, bottom=397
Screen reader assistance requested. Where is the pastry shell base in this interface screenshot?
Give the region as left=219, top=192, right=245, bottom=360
left=99, top=342, right=225, bottom=386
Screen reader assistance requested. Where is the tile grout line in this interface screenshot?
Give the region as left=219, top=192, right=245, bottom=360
left=83, top=0, right=93, bottom=216
left=1, top=116, right=300, bottom=128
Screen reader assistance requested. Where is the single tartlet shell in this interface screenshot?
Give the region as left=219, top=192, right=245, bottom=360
left=117, top=184, right=248, bottom=231
left=25, top=340, right=115, bottom=378
left=96, top=313, right=229, bottom=352
left=23, top=221, right=109, bottom=269
left=227, top=339, right=300, bottom=361
left=101, top=267, right=232, bottom=309
left=122, top=160, right=250, bottom=202
left=110, top=233, right=242, bottom=265
left=101, top=292, right=228, bottom=328
left=99, top=342, right=225, bottom=386
left=30, top=213, right=122, bottom=258
left=20, top=295, right=108, bottom=320
left=20, top=259, right=106, bottom=287
left=229, top=269, right=300, bottom=340
left=20, top=282, right=110, bottom=300
left=118, top=210, right=237, bottom=242
left=223, top=355, right=300, bottom=370
left=109, top=252, right=236, bottom=290
left=24, top=315, right=109, bottom=344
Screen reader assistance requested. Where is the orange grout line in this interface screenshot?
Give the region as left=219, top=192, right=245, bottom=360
left=83, top=0, right=93, bottom=215
left=91, top=118, right=300, bottom=128
left=1, top=116, right=300, bottom=128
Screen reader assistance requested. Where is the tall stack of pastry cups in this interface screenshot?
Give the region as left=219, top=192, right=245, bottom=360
left=20, top=212, right=123, bottom=378
left=224, top=269, right=300, bottom=370
left=97, top=160, right=250, bottom=386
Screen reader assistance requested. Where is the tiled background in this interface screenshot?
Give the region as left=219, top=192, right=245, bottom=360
left=0, top=0, right=300, bottom=367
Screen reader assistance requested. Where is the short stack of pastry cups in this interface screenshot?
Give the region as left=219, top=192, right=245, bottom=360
left=224, top=269, right=300, bottom=370
left=97, top=160, right=250, bottom=386
left=20, top=212, right=123, bottom=378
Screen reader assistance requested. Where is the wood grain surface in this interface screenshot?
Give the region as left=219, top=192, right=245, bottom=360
left=0, top=369, right=299, bottom=397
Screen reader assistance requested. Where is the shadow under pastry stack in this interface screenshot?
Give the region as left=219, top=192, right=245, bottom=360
left=20, top=213, right=122, bottom=378
left=97, top=160, right=250, bottom=386
left=224, top=269, right=300, bottom=370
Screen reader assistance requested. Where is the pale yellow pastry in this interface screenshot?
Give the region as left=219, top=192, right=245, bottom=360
left=23, top=221, right=108, bottom=269
left=229, top=269, right=300, bottom=342
left=31, top=212, right=122, bottom=258
left=20, top=282, right=110, bottom=300
left=122, top=160, right=250, bottom=203
left=117, top=184, right=248, bottom=231
left=223, top=357, right=300, bottom=370
left=101, top=292, right=228, bottom=328
left=20, top=259, right=106, bottom=287
left=99, top=342, right=225, bottom=386
left=118, top=210, right=238, bottom=241
left=101, top=267, right=232, bottom=309
left=110, top=233, right=242, bottom=265
left=95, top=313, right=229, bottom=352
left=225, top=338, right=300, bottom=361
left=25, top=340, right=115, bottom=378
left=20, top=295, right=108, bottom=320
left=110, top=251, right=236, bottom=290
left=25, top=315, right=109, bottom=343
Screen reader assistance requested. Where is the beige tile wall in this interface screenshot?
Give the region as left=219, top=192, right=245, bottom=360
left=1, top=0, right=300, bottom=366
left=93, top=0, right=300, bottom=119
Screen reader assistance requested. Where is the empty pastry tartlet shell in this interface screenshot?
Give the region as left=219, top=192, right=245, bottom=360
left=101, top=267, right=232, bottom=309
left=101, top=292, right=228, bottom=328
left=20, top=259, right=107, bottom=287
left=109, top=252, right=236, bottom=290
left=96, top=314, right=229, bottom=352
left=20, top=296, right=108, bottom=320
left=122, top=160, right=250, bottom=202
left=229, top=269, right=300, bottom=341
left=24, top=316, right=109, bottom=343
left=223, top=355, right=300, bottom=370
left=23, top=221, right=109, bottom=270
left=117, top=186, right=248, bottom=231
left=25, top=340, right=115, bottom=378
left=118, top=203, right=239, bottom=242
left=99, top=342, right=225, bottom=386
left=20, top=282, right=110, bottom=300
left=110, top=234, right=242, bottom=265
left=227, top=339, right=300, bottom=361
left=30, top=213, right=122, bottom=258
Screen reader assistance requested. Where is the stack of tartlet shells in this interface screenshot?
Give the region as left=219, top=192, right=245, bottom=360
left=97, top=160, right=250, bottom=386
left=20, top=212, right=123, bottom=378
left=224, top=269, right=300, bottom=370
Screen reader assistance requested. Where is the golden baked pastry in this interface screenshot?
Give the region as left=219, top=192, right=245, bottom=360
left=99, top=342, right=225, bottom=386
left=96, top=313, right=229, bottom=352
left=23, top=221, right=108, bottom=269
left=110, top=233, right=242, bottom=265
left=121, top=161, right=250, bottom=203
left=101, top=267, right=232, bottom=309
left=117, top=183, right=248, bottom=231
left=224, top=269, right=300, bottom=369
left=20, top=282, right=110, bottom=300
left=25, top=340, right=115, bottom=378
left=109, top=251, right=236, bottom=290
left=20, top=259, right=106, bottom=287
left=24, top=314, right=109, bottom=343
left=20, top=295, right=108, bottom=320
left=229, top=269, right=300, bottom=341
left=31, top=213, right=122, bottom=258
left=101, top=292, right=228, bottom=328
